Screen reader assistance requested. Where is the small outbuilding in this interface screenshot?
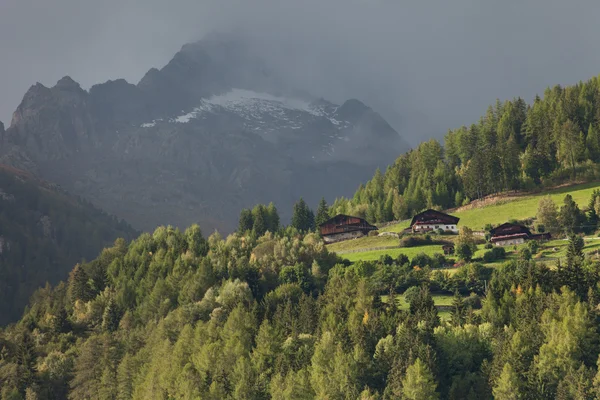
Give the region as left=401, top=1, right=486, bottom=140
left=410, top=209, right=460, bottom=233
left=490, top=222, right=551, bottom=247
left=319, top=214, right=378, bottom=244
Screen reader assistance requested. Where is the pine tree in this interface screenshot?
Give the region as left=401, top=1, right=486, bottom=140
left=559, top=194, right=583, bottom=233
left=315, top=197, right=330, bottom=227
left=401, top=358, right=439, bottom=400
left=291, top=198, right=315, bottom=232
left=185, top=224, right=208, bottom=257
left=68, top=264, right=92, bottom=304
left=586, top=124, right=600, bottom=162
left=493, top=363, right=521, bottom=400
left=266, top=202, right=280, bottom=233
left=252, top=208, right=267, bottom=236
left=450, top=291, right=465, bottom=327
left=238, top=208, right=254, bottom=233
left=102, top=298, right=121, bottom=332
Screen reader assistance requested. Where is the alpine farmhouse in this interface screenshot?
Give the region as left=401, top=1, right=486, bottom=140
left=319, top=214, right=378, bottom=244
left=490, top=222, right=551, bottom=246
left=410, top=209, right=460, bottom=233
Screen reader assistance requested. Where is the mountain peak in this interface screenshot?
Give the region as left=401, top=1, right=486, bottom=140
left=54, top=76, right=84, bottom=92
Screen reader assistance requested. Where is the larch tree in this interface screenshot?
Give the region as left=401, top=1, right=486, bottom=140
left=401, top=358, right=439, bottom=400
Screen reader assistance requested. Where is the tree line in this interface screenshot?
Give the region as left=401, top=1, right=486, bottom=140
left=3, top=221, right=600, bottom=398
left=330, top=75, right=600, bottom=223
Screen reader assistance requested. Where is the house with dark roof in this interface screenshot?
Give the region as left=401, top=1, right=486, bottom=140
left=410, top=209, right=460, bottom=233
left=319, top=214, right=378, bottom=244
left=490, top=222, right=551, bottom=246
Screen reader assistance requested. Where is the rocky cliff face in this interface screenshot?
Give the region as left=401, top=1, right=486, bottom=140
left=0, top=35, right=408, bottom=232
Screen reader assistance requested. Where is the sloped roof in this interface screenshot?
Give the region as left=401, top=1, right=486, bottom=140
left=410, top=209, right=460, bottom=227
left=490, top=222, right=532, bottom=237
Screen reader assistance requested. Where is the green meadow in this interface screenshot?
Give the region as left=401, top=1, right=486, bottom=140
left=328, top=181, right=600, bottom=264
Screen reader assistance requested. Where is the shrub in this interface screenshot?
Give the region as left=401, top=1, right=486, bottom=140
left=519, top=247, right=532, bottom=261
left=482, top=247, right=506, bottom=263
left=411, top=253, right=433, bottom=268
left=395, top=254, right=410, bottom=266
left=537, top=224, right=546, bottom=233
left=484, top=243, right=493, bottom=250
left=482, top=251, right=495, bottom=263
left=491, top=247, right=506, bottom=260
left=368, top=230, right=379, bottom=237
left=437, top=228, right=445, bottom=235
left=527, top=240, right=540, bottom=254
left=400, top=235, right=433, bottom=248
left=463, top=293, right=481, bottom=309
left=403, top=286, right=420, bottom=305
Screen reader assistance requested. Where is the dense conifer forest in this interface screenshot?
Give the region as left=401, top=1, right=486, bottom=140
left=331, top=76, right=600, bottom=223
left=4, top=77, right=600, bottom=399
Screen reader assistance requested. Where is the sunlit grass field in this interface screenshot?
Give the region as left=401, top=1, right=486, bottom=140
left=328, top=182, right=600, bottom=264
left=380, top=181, right=600, bottom=233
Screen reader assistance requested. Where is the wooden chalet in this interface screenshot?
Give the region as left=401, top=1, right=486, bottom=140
left=319, top=214, right=378, bottom=244
left=490, top=223, right=551, bottom=246
left=410, top=209, right=460, bottom=233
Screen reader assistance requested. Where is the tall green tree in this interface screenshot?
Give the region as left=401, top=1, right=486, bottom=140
left=493, top=363, right=521, bottom=400
left=559, top=194, right=584, bottom=233
left=238, top=209, right=254, bottom=233
left=401, top=358, right=439, bottom=400
left=315, top=197, right=330, bottom=227
left=291, top=198, right=315, bottom=232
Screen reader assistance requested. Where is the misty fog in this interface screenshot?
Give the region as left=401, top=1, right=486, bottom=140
left=2, top=0, right=600, bottom=144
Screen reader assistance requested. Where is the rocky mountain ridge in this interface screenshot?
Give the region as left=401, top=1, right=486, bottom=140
left=0, top=35, right=408, bottom=232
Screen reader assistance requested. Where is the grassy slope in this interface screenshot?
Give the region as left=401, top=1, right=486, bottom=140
left=328, top=181, right=600, bottom=265
left=382, top=181, right=599, bottom=233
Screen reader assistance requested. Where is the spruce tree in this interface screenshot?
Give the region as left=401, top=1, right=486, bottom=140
left=315, top=197, right=330, bottom=227
left=238, top=208, right=254, bottom=233
left=68, top=264, right=91, bottom=304
left=102, top=298, right=121, bottom=332
left=450, top=291, right=465, bottom=327
left=266, top=202, right=280, bottom=233
left=559, top=194, right=583, bottom=233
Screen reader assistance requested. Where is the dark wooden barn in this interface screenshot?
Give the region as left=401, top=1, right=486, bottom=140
left=319, top=214, right=378, bottom=244
left=490, top=222, right=551, bottom=246
left=410, top=209, right=460, bottom=233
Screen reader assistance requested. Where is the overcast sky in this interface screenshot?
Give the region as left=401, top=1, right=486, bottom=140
left=1, top=0, right=600, bottom=144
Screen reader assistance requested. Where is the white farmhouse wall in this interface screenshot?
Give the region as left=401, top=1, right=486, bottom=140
left=323, top=231, right=365, bottom=244
left=494, top=238, right=525, bottom=247
left=414, top=224, right=458, bottom=233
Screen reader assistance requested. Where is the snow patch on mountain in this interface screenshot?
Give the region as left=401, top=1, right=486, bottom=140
left=140, top=89, right=349, bottom=129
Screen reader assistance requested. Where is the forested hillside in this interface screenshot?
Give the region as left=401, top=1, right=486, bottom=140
left=3, top=221, right=600, bottom=399
left=330, top=75, right=600, bottom=223
left=0, top=164, right=137, bottom=325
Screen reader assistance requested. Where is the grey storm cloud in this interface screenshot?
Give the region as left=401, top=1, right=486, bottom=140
left=1, top=0, right=600, bottom=144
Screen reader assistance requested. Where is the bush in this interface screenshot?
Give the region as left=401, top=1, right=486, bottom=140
left=519, top=247, right=532, bottom=261
left=463, top=293, right=481, bottom=309
left=537, top=224, right=546, bottom=233
left=482, top=251, right=495, bottom=263
left=411, top=253, right=433, bottom=268
left=527, top=240, right=540, bottom=254
left=368, top=230, right=379, bottom=237
left=491, top=247, right=506, bottom=260
left=484, top=243, right=493, bottom=250
left=482, top=247, right=506, bottom=263
left=400, top=235, right=433, bottom=248
left=403, top=286, right=420, bottom=305
left=437, top=228, right=445, bottom=235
